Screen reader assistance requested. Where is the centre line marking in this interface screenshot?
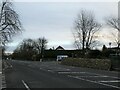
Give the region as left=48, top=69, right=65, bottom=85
left=58, top=72, right=86, bottom=74
left=78, top=76, right=109, bottom=77
left=99, top=80, right=120, bottom=83
left=47, top=69, right=54, bottom=73
left=22, top=80, right=30, bottom=90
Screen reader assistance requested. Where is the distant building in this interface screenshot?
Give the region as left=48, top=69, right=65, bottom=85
left=55, top=46, right=65, bottom=50
left=44, top=49, right=82, bottom=59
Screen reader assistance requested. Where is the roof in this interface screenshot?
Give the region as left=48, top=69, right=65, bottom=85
left=56, top=46, right=64, bottom=50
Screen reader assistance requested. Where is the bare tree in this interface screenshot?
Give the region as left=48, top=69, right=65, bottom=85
left=13, top=38, right=48, bottom=60
left=73, top=10, right=101, bottom=55
left=34, top=37, right=48, bottom=58
left=110, top=32, right=120, bottom=48
left=13, top=38, right=37, bottom=60
left=106, top=17, right=120, bottom=32
left=0, top=0, right=22, bottom=45
left=105, top=17, right=120, bottom=48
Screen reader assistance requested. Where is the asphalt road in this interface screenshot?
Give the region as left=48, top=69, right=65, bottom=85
left=2, top=60, right=120, bottom=89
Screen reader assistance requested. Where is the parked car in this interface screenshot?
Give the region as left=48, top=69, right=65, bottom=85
left=56, top=55, right=68, bottom=61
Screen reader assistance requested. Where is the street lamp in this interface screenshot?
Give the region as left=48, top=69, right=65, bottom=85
left=109, top=42, right=111, bottom=48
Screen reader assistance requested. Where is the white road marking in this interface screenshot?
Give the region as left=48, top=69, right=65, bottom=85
left=58, top=71, right=120, bottom=79
left=47, top=70, right=54, bottom=73
left=84, top=72, right=120, bottom=79
left=2, top=72, right=6, bottom=89
left=58, top=71, right=86, bottom=74
left=68, top=75, right=120, bottom=89
left=99, top=80, right=120, bottom=83
left=40, top=68, right=47, bottom=71
left=66, top=69, right=70, bottom=71
left=22, top=80, right=30, bottom=90
left=40, top=68, right=42, bottom=69
left=78, top=76, right=109, bottom=78
left=40, top=68, right=54, bottom=73
left=55, top=67, right=71, bottom=71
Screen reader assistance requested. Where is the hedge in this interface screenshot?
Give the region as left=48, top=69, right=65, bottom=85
left=61, top=58, right=111, bottom=70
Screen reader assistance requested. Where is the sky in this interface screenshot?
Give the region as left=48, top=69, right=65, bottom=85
left=5, top=0, right=119, bottom=53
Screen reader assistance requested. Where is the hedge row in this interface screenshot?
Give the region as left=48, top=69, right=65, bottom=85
left=61, top=58, right=111, bottom=70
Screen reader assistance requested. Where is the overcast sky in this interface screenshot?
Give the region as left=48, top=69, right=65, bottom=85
left=5, top=0, right=118, bottom=53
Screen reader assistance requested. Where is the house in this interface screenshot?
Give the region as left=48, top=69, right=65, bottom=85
left=44, top=49, right=82, bottom=59
left=55, top=46, right=65, bottom=50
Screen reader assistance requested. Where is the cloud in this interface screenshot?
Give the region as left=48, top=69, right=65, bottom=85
left=5, top=2, right=118, bottom=53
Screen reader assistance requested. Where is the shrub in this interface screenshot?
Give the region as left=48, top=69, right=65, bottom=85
left=85, top=50, right=102, bottom=58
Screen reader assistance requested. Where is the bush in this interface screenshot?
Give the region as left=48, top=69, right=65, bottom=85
left=85, top=50, right=102, bottom=58
left=61, top=58, right=111, bottom=70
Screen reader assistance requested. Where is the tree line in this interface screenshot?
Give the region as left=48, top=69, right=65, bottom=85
left=12, top=38, right=47, bottom=60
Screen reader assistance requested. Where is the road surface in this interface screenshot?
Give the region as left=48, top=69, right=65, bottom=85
left=2, top=60, right=120, bottom=89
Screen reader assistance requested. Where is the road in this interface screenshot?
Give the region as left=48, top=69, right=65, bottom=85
left=2, top=60, right=120, bottom=89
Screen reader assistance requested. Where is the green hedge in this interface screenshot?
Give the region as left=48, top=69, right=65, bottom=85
left=109, top=55, right=120, bottom=70
left=61, top=58, right=111, bottom=70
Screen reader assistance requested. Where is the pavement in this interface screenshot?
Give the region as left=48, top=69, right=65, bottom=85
left=2, top=60, right=120, bottom=89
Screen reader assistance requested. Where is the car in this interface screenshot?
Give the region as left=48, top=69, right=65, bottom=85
left=56, top=55, right=68, bottom=61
